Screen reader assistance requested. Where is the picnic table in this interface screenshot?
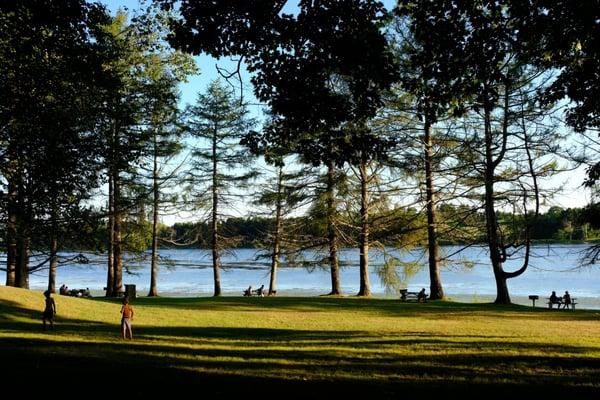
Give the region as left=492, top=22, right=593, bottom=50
left=243, top=285, right=269, bottom=297
left=399, top=289, right=427, bottom=302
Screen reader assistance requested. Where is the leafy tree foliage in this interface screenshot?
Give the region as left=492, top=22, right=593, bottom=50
left=132, top=6, right=197, bottom=297
left=95, top=12, right=152, bottom=296
left=94, top=9, right=196, bottom=296
left=513, top=1, right=600, bottom=185
left=388, top=10, right=474, bottom=299
left=253, top=162, right=314, bottom=295
left=157, top=0, right=397, bottom=163
left=0, top=0, right=110, bottom=289
left=396, top=0, right=567, bottom=304
left=186, top=80, right=257, bottom=296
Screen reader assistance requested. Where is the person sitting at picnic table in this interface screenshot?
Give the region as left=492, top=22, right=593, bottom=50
left=243, top=286, right=252, bottom=297
left=562, top=291, right=572, bottom=309
left=417, top=288, right=428, bottom=302
left=549, top=291, right=562, bottom=306
left=256, top=284, right=265, bottom=297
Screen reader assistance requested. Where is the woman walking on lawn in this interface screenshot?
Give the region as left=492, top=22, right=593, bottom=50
left=120, top=296, right=134, bottom=339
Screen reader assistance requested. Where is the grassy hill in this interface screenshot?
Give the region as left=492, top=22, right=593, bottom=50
left=1, top=286, right=599, bottom=397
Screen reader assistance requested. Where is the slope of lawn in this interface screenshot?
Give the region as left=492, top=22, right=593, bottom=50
left=1, top=286, right=599, bottom=397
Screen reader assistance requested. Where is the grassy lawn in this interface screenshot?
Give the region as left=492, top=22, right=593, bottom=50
left=1, top=286, right=599, bottom=397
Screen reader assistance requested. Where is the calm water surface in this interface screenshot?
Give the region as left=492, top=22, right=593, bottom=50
left=8, top=244, right=600, bottom=309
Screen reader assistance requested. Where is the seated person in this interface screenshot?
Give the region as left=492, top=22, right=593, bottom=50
left=59, top=284, right=67, bottom=295
left=243, top=286, right=252, bottom=297
left=562, top=291, right=572, bottom=308
left=549, top=291, right=561, bottom=304
left=417, top=288, right=428, bottom=302
left=257, top=284, right=265, bottom=297
left=399, top=289, right=408, bottom=301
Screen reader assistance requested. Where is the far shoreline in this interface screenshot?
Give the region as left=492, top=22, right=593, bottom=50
left=20, top=285, right=600, bottom=311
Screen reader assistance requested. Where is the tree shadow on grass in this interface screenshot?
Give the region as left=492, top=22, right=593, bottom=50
left=1, top=331, right=599, bottom=399
left=0, top=297, right=117, bottom=336
left=95, top=295, right=600, bottom=322
left=2, top=296, right=600, bottom=398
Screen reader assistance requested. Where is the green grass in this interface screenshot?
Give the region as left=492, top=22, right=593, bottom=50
left=1, top=286, right=599, bottom=397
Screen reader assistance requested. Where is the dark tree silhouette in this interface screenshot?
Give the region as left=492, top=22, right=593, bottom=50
left=0, top=0, right=110, bottom=289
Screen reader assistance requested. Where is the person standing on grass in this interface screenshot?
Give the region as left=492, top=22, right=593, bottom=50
left=120, top=297, right=134, bottom=339
left=562, top=291, right=572, bottom=309
left=42, top=290, right=56, bottom=330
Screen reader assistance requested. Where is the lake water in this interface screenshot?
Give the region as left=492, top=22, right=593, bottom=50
left=5, top=244, right=600, bottom=309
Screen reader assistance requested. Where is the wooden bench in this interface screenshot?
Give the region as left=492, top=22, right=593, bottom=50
left=564, top=301, right=578, bottom=310
left=547, top=299, right=562, bottom=309
left=546, top=298, right=577, bottom=310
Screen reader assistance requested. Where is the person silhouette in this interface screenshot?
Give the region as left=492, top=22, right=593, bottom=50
left=562, top=291, right=572, bottom=309
left=417, top=288, right=428, bottom=302
left=120, top=297, right=134, bottom=339
left=549, top=291, right=562, bottom=308
left=42, top=290, right=56, bottom=330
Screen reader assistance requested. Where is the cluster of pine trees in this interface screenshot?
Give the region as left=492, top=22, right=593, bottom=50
left=2, top=1, right=599, bottom=304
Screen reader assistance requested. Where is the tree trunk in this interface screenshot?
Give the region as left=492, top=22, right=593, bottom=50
left=211, top=128, right=222, bottom=296
left=148, top=133, right=159, bottom=297
left=106, top=174, right=115, bottom=297
left=483, top=105, right=511, bottom=304
left=424, top=119, right=444, bottom=300
left=15, top=179, right=29, bottom=289
left=48, top=232, right=58, bottom=294
left=16, top=236, right=30, bottom=289
left=269, top=166, right=284, bottom=296
left=357, top=157, right=371, bottom=297
left=326, top=159, right=341, bottom=295
left=113, top=171, right=123, bottom=295
left=5, top=179, right=17, bottom=286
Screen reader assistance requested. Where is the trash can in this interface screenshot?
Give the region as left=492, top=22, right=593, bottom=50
left=125, top=284, right=137, bottom=299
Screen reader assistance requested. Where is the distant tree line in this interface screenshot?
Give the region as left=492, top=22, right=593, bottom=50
left=156, top=205, right=599, bottom=250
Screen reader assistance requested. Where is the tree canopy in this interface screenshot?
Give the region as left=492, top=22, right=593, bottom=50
left=158, top=0, right=399, bottom=166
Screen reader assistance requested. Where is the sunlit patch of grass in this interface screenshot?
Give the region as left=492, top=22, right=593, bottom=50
left=1, top=286, right=599, bottom=396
